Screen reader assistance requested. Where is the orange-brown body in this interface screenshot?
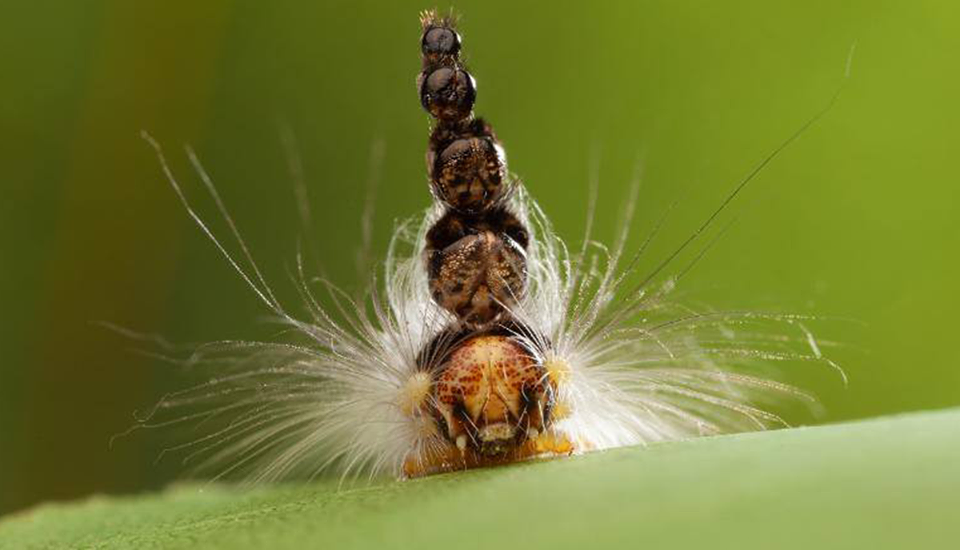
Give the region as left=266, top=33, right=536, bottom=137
left=432, top=335, right=554, bottom=456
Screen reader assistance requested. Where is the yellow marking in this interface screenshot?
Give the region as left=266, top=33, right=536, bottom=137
left=398, top=371, right=432, bottom=416
left=544, top=357, right=571, bottom=386
left=533, top=432, right=575, bottom=455
left=551, top=399, right=572, bottom=421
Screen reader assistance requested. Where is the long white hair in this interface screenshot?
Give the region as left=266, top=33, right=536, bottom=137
left=123, top=119, right=841, bottom=483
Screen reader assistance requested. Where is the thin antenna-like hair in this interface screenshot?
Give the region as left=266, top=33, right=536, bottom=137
left=131, top=134, right=458, bottom=481
left=420, top=8, right=460, bottom=31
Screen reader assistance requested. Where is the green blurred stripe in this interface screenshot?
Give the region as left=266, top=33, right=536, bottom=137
left=13, top=0, right=232, bottom=514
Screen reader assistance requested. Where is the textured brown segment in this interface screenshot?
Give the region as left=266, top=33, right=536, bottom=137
left=425, top=209, right=528, bottom=327
left=432, top=137, right=505, bottom=212
left=419, top=66, right=476, bottom=121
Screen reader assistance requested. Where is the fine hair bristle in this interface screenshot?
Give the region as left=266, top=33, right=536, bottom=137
left=420, top=8, right=459, bottom=31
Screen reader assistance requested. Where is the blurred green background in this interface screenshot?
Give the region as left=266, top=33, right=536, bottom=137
left=1, top=0, right=957, bottom=516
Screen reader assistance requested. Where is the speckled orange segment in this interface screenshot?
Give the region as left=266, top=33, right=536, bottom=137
left=432, top=334, right=555, bottom=462
left=433, top=335, right=549, bottom=441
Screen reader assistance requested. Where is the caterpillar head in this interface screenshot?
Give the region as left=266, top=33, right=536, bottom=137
left=433, top=334, right=554, bottom=457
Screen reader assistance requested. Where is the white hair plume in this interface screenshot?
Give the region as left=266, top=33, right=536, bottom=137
left=125, top=123, right=840, bottom=484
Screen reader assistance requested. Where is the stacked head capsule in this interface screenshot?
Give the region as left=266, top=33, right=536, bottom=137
left=418, top=11, right=528, bottom=328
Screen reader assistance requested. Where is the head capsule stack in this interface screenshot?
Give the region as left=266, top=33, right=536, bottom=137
left=409, top=11, right=564, bottom=474
left=419, top=11, right=524, bottom=329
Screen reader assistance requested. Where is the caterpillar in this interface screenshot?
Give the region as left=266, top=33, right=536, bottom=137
left=132, top=9, right=837, bottom=483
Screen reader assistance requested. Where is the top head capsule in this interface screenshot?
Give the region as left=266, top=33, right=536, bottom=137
left=422, top=26, right=461, bottom=62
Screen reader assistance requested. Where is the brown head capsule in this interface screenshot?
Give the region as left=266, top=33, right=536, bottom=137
left=421, top=25, right=461, bottom=65
left=420, top=66, right=477, bottom=122
left=432, top=334, right=554, bottom=457
left=426, top=208, right=528, bottom=327
left=432, top=136, right=506, bottom=212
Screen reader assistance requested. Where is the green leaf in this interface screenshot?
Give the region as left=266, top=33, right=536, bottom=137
left=3, top=408, right=957, bottom=549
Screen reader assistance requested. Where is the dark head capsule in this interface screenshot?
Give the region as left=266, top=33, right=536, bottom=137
left=422, top=26, right=461, bottom=61
left=432, top=137, right=506, bottom=212
left=420, top=67, right=477, bottom=122
left=425, top=208, right=528, bottom=328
